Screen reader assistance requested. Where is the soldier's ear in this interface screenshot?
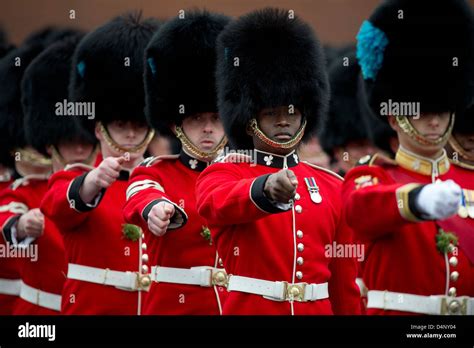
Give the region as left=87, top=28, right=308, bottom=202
left=95, top=123, right=103, bottom=141
left=46, top=145, right=53, bottom=156
left=246, top=122, right=253, bottom=136
left=171, top=124, right=177, bottom=136
left=387, top=116, right=399, bottom=132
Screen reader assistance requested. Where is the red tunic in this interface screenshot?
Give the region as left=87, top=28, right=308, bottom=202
left=0, top=175, right=66, bottom=315
left=342, top=150, right=474, bottom=315
left=196, top=150, right=361, bottom=315
left=0, top=174, right=18, bottom=314
left=40, top=164, right=142, bottom=315
left=123, top=152, right=226, bottom=315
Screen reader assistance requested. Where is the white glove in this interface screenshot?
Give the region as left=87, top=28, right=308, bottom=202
left=415, top=180, right=461, bottom=220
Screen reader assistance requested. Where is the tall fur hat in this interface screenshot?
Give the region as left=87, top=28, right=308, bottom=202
left=357, top=0, right=474, bottom=118
left=69, top=12, right=160, bottom=137
left=216, top=7, right=330, bottom=149
left=0, top=27, right=81, bottom=164
left=319, top=51, right=372, bottom=156
left=22, top=33, right=96, bottom=156
left=144, top=10, right=230, bottom=136
left=453, top=102, right=474, bottom=135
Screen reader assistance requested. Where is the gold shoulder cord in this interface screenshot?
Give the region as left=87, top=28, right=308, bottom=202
left=175, top=126, right=227, bottom=161
left=99, top=122, right=155, bottom=154
left=248, top=118, right=307, bottom=150
left=395, top=114, right=455, bottom=146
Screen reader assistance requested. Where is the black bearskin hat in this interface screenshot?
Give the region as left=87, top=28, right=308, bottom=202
left=357, top=0, right=474, bottom=119
left=144, top=10, right=230, bottom=136
left=22, top=33, right=96, bottom=156
left=216, top=7, right=330, bottom=150
left=320, top=51, right=372, bottom=157
left=69, top=12, right=160, bottom=137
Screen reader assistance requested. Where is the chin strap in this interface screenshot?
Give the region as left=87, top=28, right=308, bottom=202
left=395, top=114, right=455, bottom=146
left=99, top=122, right=155, bottom=154
left=248, top=118, right=306, bottom=150
left=448, top=135, right=474, bottom=163
left=13, top=148, right=52, bottom=167
left=175, top=126, right=227, bottom=161
left=52, top=144, right=99, bottom=168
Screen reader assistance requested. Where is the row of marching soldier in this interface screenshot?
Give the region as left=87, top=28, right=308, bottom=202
left=0, top=0, right=473, bottom=315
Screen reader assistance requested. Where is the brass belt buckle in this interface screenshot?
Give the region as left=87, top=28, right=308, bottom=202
left=136, top=272, right=152, bottom=292
left=210, top=269, right=229, bottom=288
left=441, top=297, right=468, bottom=315
left=284, top=282, right=307, bottom=302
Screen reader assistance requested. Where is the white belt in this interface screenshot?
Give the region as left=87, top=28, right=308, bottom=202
left=0, top=278, right=21, bottom=296
left=227, top=275, right=329, bottom=303
left=368, top=290, right=474, bottom=315
left=68, top=263, right=151, bottom=291
left=19, top=281, right=61, bottom=311
left=356, top=277, right=368, bottom=297
left=151, top=266, right=228, bottom=287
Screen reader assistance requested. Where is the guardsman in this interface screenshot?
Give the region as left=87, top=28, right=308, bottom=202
left=11, top=34, right=97, bottom=314
left=0, top=29, right=75, bottom=314
left=319, top=50, right=378, bottom=177
left=40, top=13, right=159, bottom=314
left=123, top=10, right=230, bottom=315
left=195, top=8, right=361, bottom=315
left=342, top=0, right=474, bottom=315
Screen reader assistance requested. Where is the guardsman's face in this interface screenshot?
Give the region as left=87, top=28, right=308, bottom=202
left=252, top=106, right=302, bottom=155
left=95, top=120, right=150, bottom=165
left=181, top=112, right=225, bottom=152
left=104, top=120, right=150, bottom=149
left=453, top=132, right=474, bottom=156
left=389, top=112, right=451, bottom=157
left=56, top=139, right=95, bottom=165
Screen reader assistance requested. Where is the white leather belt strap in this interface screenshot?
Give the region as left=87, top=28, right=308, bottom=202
left=151, top=266, right=228, bottom=287
left=68, top=263, right=140, bottom=291
left=0, top=278, right=21, bottom=296
left=227, top=275, right=329, bottom=303
left=19, top=281, right=61, bottom=311
left=368, top=290, right=474, bottom=315
left=356, top=277, right=368, bottom=297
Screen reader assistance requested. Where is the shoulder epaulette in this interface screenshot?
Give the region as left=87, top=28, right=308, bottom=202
left=139, top=154, right=180, bottom=168
left=302, top=161, right=344, bottom=181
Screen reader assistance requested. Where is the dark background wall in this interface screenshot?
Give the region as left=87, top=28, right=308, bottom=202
left=0, top=0, right=440, bottom=46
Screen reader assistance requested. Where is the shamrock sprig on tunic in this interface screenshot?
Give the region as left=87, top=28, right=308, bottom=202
left=201, top=226, right=212, bottom=245
left=122, top=223, right=141, bottom=242
left=435, top=228, right=458, bottom=254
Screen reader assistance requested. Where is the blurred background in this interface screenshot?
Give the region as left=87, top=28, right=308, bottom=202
left=5, top=0, right=468, bottom=46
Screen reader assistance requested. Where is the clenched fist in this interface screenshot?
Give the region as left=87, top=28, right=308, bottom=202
left=17, top=208, right=44, bottom=239
left=88, top=156, right=126, bottom=189
left=264, top=169, right=298, bottom=204
left=147, top=201, right=176, bottom=237
left=80, top=156, right=127, bottom=204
